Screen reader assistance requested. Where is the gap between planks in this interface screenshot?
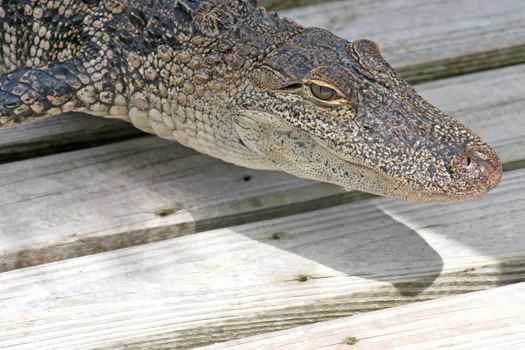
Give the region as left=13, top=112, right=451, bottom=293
left=260, top=0, right=329, bottom=11
left=1, top=166, right=524, bottom=349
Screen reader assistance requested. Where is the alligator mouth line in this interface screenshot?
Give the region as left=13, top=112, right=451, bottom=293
left=341, top=159, right=486, bottom=203
left=316, top=139, right=468, bottom=203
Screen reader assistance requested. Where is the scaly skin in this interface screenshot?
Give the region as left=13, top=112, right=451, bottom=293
left=0, top=0, right=502, bottom=203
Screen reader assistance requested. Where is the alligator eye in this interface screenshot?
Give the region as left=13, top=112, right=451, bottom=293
left=310, top=83, right=336, bottom=100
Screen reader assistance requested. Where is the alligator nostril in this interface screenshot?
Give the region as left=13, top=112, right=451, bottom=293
left=465, top=150, right=489, bottom=172
left=464, top=155, right=472, bottom=168
left=454, top=147, right=502, bottom=190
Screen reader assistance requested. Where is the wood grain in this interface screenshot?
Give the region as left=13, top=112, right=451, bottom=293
left=199, top=283, right=525, bottom=350
left=1, top=167, right=524, bottom=349
left=1, top=64, right=524, bottom=272
left=2, top=0, right=524, bottom=162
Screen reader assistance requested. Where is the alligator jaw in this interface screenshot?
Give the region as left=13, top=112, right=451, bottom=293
left=334, top=147, right=502, bottom=204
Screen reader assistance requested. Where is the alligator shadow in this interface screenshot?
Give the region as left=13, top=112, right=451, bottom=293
left=231, top=202, right=444, bottom=297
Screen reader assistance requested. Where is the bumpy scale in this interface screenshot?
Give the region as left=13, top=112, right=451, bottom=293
left=0, top=0, right=502, bottom=203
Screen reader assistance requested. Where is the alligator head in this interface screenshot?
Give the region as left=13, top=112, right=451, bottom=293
left=234, top=28, right=501, bottom=203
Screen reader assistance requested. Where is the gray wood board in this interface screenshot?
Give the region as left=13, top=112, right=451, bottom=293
left=0, top=113, right=142, bottom=163
left=1, top=64, right=524, bottom=272
left=200, top=283, right=525, bottom=350
left=1, top=167, right=524, bottom=349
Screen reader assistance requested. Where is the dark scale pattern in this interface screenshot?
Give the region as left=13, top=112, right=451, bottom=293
left=0, top=0, right=501, bottom=203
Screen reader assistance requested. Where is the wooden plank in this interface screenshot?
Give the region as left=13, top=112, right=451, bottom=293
left=0, top=113, right=142, bottom=163
left=1, top=167, right=524, bottom=349
left=1, top=63, right=525, bottom=272
left=284, top=0, right=525, bottom=83
left=2, top=0, right=524, bottom=162
left=199, top=283, right=525, bottom=350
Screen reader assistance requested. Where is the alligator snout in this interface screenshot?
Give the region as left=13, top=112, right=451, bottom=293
left=451, top=146, right=502, bottom=194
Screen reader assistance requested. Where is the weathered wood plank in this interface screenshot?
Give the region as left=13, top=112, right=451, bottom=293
left=200, top=283, right=525, bottom=350
left=284, top=0, right=525, bottom=83
left=1, top=167, right=524, bottom=349
left=2, top=0, right=524, bottom=162
left=1, top=63, right=524, bottom=272
left=0, top=113, right=142, bottom=163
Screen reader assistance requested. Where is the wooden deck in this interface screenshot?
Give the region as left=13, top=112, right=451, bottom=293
left=1, top=1, right=524, bottom=349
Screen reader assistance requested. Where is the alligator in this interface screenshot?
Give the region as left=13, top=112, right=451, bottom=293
left=0, top=0, right=501, bottom=203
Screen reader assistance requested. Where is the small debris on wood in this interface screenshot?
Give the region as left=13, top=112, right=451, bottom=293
left=154, top=205, right=181, bottom=217
left=343, top=336, right=359, bottom=345
left=296, top=274, right=311, bottom=282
